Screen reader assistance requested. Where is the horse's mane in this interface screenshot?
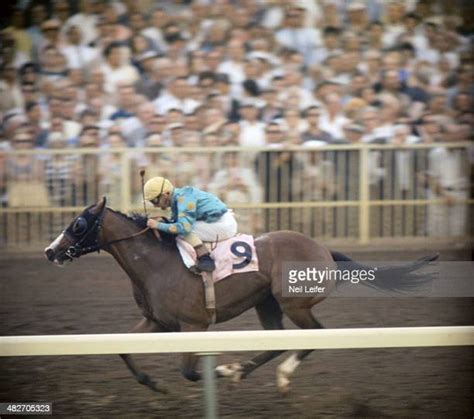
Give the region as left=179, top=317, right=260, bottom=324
left=110, top=209, right=148, bottom=229
left=109, top=208, right=176, bottom=246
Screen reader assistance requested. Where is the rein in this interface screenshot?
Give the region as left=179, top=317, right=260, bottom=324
left=65, top=206, right=151, bottom=259
left=104, top=227, right=151, bottom=247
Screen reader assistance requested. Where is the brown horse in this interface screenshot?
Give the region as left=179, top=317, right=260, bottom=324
left=44, top=197, right=436, bottom=393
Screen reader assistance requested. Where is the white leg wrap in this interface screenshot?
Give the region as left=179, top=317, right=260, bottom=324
left=276, top=354, right=300, bottom=392
left=215, top=362, right=243, bottom=382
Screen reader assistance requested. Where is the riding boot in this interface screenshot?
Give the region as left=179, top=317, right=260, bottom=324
left=194, top=244, right=215, bottom=272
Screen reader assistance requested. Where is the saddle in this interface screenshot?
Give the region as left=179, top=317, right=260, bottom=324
left=176, top=234, right=259, bottom=282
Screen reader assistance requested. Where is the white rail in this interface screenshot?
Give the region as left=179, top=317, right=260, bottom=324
left=2, top=327, right=472, bottom=419
left=1, top=327, right=473, bottom=357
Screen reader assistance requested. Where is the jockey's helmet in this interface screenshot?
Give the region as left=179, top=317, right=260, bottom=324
left=144, top=177, right=174, bottom=201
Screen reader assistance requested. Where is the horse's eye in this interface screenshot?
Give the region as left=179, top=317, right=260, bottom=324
left=72, top=217, right=88, bottom=236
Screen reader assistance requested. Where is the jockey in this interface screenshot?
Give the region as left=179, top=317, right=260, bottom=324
left=144, top=176, right=238, bottom=272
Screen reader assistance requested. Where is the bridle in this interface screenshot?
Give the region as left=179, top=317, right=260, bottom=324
left=63, top=205, right=150, bottom=260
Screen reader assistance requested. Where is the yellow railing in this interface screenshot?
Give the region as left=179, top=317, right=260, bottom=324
left=0, top=142, right=471, bottom=248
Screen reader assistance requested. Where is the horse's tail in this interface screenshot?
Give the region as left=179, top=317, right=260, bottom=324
left=330, top=251, right=439, bottom=293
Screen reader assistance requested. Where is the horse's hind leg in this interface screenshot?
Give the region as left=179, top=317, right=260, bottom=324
left=216, top=294, right=286, bottom=381
left=120, top=317, right=169, bottom=394
left=276, top=308, right=324, bottom=393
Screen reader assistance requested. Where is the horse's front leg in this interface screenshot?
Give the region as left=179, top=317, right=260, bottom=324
left=119, top=317, right=169, bottom=393
left=180, top=323, right=208, bottom=382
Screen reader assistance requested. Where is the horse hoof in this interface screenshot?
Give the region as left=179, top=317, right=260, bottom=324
left=138, top=373, right=169, bottom=394
left=277, top=376, right=291, bottom=395
left=215, top=362, right=243, bottom=382
left=276, top=354, right=299, bottom=394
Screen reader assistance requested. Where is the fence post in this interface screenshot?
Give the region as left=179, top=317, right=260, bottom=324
left=359, top=146, right=370, bottom=244
left=120, top=151, right=131, bottom=213
left=201, top=353, right=218, bottom=419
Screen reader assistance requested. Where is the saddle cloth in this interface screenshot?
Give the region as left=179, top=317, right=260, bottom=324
left=176, top=234, right=259, bottom=282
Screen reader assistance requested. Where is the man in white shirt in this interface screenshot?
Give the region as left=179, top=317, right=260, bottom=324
left=318, top=92, right=349, bottom=140
left=60, top=25, right=99, bottom=72
left=63, top=0, right=98, bottom=46
left=427, top=125, right=469, bottom=237
left=275, top=6, right=322, bottom=66
left=153, top=77, right=200, bottom=115
left=100, top=42, right=139, bottom=95
left=238, top=100, right=266, bottom=147
left=217, top=39, right=246, bottom=97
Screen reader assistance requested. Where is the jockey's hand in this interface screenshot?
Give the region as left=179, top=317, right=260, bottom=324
left=147, top=219, right=159, bottom=229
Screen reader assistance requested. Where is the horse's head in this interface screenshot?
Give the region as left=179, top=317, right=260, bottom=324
left=44, top=197, right=107, bottom=265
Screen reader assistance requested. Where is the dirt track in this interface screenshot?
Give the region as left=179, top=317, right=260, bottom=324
left=0, top=249, right=473, bottom=418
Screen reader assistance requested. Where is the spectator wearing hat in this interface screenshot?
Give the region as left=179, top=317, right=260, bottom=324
left=198, top=19, right=231, bottom=52
left=130, top=36, right=157, bottom=72
left=133, top=59, right=161, bottom=100
left=39, top=19, right=64, bottom=54
left=345, top=2, right=369, bottom=34
left=318, top=1, right=342, bottom=28
left=261, top=0, right=286, bottom=29
left=342, top=123, right=364, bottom=143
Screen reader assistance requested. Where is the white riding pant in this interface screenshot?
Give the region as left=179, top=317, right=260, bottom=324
left=186, top=210, right=238, bottom=244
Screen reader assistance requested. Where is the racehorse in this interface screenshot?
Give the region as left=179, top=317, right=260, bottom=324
left=44, top=197, right=437, bottom=393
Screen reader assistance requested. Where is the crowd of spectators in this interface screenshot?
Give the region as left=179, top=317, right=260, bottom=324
left=0, top=0, right=472, bottom=237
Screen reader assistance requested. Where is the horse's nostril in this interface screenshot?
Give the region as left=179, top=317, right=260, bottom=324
left=45, top=248, right=55, bottom=261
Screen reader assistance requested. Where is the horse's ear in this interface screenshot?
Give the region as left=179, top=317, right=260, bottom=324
left=89, top=196, right=107, bottom=215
